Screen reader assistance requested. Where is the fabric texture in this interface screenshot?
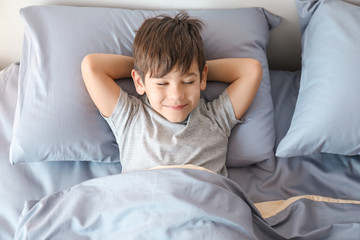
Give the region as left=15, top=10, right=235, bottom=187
left=14, top=168, right=283, bottom=240
left=104, top=89, right=240, bottom=176
left=14, top=167, right=360, bottom=240
left=276, top=0, right=360, bottom=157
left=0, top=63, right=123, bottom=240
left=270, top=70, right=301, bottom=148
left=11, top=6, right=280, bottom=169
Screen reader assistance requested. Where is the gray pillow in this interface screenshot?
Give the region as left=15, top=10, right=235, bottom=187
left=276, top=0, right=360, bottom=157
left=270, top=70, right=301, bottom=148
left=10, top=6, right=280, bottom=170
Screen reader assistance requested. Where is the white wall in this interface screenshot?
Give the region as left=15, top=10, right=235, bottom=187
left=0, top=0, right=302, bottom=71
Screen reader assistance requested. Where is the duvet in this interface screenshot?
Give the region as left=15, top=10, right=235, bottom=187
left=14, top=166, right=360, bottom=239
left=15, top=167, right=281, bottom=240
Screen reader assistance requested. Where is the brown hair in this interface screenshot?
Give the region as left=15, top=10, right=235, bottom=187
left=132, top=12, right=205, bottom=81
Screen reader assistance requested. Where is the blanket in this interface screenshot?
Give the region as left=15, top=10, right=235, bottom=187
left=15, top=167, right=360, bottom=239
left=14, top=167, right=281, bottom=239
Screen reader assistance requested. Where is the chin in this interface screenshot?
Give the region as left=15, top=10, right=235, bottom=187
left=166, top=117, right=186, bottom=123
left=164, top=114, right=188, bottom=123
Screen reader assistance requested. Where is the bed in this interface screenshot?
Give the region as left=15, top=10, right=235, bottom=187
left=1, top=0, right=360, bottom=239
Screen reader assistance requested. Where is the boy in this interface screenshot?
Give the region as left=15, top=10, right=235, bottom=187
left=81, top=13, right=262, bottom=177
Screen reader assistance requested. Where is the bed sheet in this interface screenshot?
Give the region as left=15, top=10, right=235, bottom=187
left=1, top=64, right=360, bottom=239
left=0, top=63, right=122, bottom=240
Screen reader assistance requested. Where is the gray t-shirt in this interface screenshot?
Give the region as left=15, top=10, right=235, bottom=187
left=103, top=89, right=241, bottom=176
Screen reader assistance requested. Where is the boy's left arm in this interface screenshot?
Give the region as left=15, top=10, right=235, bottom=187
left=206, top=58, right=262, bottom=120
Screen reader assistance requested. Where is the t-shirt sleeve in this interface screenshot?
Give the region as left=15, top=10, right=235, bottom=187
left=101, top=89, right=140, bottom=139
left=205, top=89, right=243, bottom=137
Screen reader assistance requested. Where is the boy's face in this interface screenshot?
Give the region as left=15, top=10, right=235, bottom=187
left=132, top=60, right=207, bottom=123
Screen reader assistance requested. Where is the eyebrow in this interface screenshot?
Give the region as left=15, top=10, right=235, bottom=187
left=183, top=72, right=199, bottom=77
left=181, top=72, right=199, bottom=79
left=159, top=71, right=199, bottom=80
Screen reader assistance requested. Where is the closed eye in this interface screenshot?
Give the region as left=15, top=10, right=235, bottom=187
left=184, top=81, right=194, bottom=85
left=156, top=82, right=168, bottom=86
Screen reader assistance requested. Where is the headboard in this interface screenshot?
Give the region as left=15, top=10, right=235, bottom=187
left=1, top=0, right=303, bottom=71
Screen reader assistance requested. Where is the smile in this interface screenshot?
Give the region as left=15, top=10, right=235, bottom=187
left=165, top=104, right=187, bottom=110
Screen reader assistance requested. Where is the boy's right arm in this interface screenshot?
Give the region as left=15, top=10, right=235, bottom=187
left=81, top=54, right=134, bottom=117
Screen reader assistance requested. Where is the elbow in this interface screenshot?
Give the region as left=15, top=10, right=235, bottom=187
left=81, top=54, right=98, bottom=82
left=235, top=58, right=263, bottom=84
left=247, top=59, right=263, bottom=89
left=252, top=59, right=263, bottom=84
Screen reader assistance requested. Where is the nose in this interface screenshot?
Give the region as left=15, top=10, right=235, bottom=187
left=169, top=84, right=184, bottom=100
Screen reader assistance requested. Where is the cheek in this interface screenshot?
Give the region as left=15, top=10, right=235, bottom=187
left=187, top=87, right=201, bottom=100
left=147, top=88, right=165, bottom=104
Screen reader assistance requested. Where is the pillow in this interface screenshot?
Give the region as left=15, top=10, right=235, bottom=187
left=269, top=70, right=301, bottom=148
left=11, top=6, right=280, bottom=170
left=276, top=0, right=360, bottom=157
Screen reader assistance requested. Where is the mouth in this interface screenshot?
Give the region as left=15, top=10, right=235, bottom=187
left=165, top=104, right=187, bottom=110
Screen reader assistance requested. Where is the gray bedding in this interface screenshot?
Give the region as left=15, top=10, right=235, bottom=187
left=14, top=167, right=360, bottom=239
left=229, top=70, right=360, bottom=202
left=14, top=168, right=281, bottom=240
left=1, top=64, right=360, bottom=239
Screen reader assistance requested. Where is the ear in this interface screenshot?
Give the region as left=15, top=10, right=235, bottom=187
left=200, top=64, right=208, bottom=91
left=132, top=69, right=146, bottom=95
